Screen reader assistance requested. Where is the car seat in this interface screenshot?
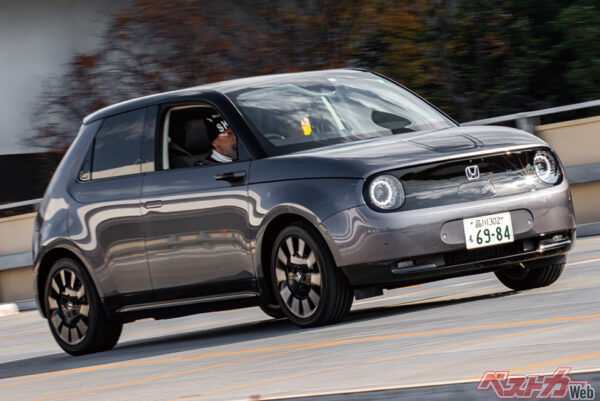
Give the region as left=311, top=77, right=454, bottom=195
left=170, top=119, right=212, bottom=168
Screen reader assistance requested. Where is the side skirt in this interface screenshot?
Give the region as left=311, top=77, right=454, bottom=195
left=110, top=291, right=262, bottom=323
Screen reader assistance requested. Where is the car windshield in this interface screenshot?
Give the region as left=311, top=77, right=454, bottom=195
left=229, top=72, right=455, bottom=156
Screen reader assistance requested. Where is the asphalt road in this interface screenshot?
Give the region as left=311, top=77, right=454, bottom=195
left=1, top=237, right=599, bottom=401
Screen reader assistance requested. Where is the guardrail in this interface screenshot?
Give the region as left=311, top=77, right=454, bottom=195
left=462, top=99, right=600, bottom=133
left=0, top=198, right=42, bottom=211
left=0, top=198, right=41, bottom=220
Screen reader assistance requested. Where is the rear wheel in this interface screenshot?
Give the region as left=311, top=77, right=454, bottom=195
left=44, top=258, right=122, bottom=355
left=495, top=257, right=565, bottom=291
left=270, top=222, right=353, bottom=327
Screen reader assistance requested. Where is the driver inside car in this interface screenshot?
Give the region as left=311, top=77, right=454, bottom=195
left=169, top=113, right=238, bottom=166
left=205, top=113, right=237, bottom=163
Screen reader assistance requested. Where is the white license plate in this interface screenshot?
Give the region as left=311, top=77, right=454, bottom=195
left=463, top=212, right=514, bottom=250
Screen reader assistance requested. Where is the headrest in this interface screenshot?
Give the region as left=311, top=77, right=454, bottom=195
left=182, top=119, right=211, bottom=154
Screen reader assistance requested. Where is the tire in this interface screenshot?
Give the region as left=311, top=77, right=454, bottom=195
left=270, top=222, right=353, bottom=327
left=43, top=258, right=122, bottom=355
left=259, top=304, right=286, bottom=319
left=495, top=259, right=565, bottom=291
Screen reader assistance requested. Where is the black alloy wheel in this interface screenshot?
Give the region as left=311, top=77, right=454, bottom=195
left=44, top=258, right=122, bottom=355
left=271, top=222, right=353, bottom=327
left=47, top=266, right=90, bottom=346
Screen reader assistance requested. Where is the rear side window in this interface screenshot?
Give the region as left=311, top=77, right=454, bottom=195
left=91, top=109, right=145, bottom=179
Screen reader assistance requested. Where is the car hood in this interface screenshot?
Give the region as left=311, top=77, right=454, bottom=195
left=249, top=125, right=548, bottom=182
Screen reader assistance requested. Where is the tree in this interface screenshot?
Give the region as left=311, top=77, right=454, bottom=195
left=28, top=0, right=367, bottom=151
left=28, top=0, right=600, bottom=151
left=558, top=0, right=600, bottom=101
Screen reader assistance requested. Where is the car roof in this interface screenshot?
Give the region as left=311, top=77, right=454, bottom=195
left=83, top=69, right=369, bottom=124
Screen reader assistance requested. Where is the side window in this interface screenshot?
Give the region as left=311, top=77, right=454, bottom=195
left=161, top=105, right=239, bottom=170
left=91, top=109, right=145, bottom=179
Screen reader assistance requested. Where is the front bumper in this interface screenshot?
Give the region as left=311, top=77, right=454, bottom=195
left=320, top=180, right=576, bottom=287
left=340, top=232, right=572, bottom=288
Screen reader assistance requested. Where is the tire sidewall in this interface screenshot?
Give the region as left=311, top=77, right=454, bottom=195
left=259, top=304, right=286, bottom=319
left=495, top=262, right=565, bottom=291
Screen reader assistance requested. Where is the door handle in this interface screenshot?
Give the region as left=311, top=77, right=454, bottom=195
left=214, top=171, right=246, bottom=182
left=144, top=200, right=163, bottom=209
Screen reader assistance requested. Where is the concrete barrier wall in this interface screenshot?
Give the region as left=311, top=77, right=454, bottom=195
left=537, top=116, right=600, bottom=225
left=0, top=266, right=33, bottom=304
left=0, top=213, right=35, bottom=303
left=569, top=182, right=600, bottom=226
left=537, top=116, right=600, bottom=166
left=0, top=213, right=35, bottom=255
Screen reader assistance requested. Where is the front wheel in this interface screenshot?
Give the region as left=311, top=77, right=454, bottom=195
left=259, top=304, right=286, bottom=319
left=44, top=258, right=122, bottom=355
left=495, top=257, right=565, bottom=291
left=270, top=222, right=353, bottom=327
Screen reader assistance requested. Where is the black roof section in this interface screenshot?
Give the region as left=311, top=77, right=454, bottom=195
left=82, top=69, right=367, bottom=124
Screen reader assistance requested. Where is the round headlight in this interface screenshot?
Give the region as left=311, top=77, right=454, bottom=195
left=533, top=150, right=560, bottom=184
left=367, top=174, right=405, bottom=211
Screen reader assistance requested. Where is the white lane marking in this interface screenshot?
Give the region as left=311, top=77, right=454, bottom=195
left=448, top=278, right=496, bottom=288
left=568, top=259, right=600, bottom=267
left=354, top=278, right=496, bottom=306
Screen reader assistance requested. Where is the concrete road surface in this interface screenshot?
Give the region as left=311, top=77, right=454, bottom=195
left=1, top=237, right=599, bottom=401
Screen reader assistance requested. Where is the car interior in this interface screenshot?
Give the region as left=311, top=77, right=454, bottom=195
left=161, top=105, right=232, bottom=170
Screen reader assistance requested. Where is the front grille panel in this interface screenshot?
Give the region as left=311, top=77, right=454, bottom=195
left=390, top=148, right=561, bottom=210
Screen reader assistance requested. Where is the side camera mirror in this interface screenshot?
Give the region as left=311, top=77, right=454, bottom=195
left=372, top=110, right=413, bottom=134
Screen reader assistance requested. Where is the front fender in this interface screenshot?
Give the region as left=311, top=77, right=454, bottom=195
left=249, top=178, right=363, bottom=279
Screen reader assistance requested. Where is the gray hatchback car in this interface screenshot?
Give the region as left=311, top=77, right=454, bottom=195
left=33, top=69, right=575, bottom=355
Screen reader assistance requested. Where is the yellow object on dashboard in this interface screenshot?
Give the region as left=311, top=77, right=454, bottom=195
left=301, top=117, right=312, bottom=136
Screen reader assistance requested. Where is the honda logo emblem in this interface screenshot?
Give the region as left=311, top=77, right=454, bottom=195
left=465, top=165, right=480, bottom=181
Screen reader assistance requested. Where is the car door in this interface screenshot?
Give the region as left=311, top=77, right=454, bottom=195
left=69, top=108, right=153, bottom=305
left=141, top=102, right=255, bottom=302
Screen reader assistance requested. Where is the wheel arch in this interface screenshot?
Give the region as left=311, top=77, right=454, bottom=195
left=35, top=246, right=100, bottom=318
